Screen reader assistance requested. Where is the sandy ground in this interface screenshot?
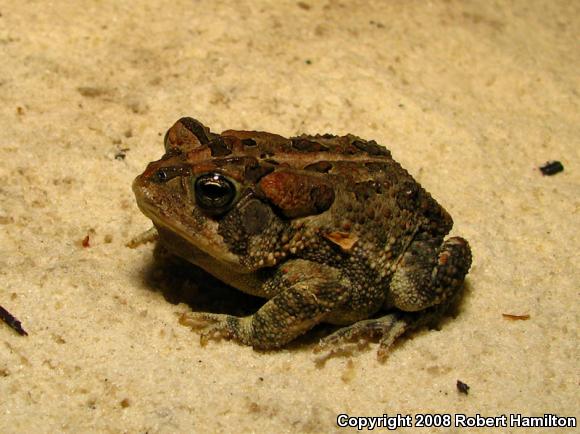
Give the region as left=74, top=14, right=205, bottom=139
left=0, top=0, right=578, bottom=433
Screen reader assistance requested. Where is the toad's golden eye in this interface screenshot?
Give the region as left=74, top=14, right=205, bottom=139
left=193, top=172, right=236, bottom=212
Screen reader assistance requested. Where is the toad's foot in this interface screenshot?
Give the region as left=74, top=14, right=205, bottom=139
left=179, top=312, right=243, bottom=347
left=315, top=313, right=411, bottom=363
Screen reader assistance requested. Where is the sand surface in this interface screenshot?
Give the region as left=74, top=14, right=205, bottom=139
left=0, top=1, right=578, bottom=433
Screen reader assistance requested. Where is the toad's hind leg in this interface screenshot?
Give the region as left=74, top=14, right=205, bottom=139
left=180, top=260, right=353, bottom=349
left=316, top=236, right=471, bottom=362
left=388, top=236, right=472, bottom=312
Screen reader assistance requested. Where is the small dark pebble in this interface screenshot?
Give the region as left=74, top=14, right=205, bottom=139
left=0, top=304, right=28, bottom=336
left=539, top=160, right=564, bottom=176
left=115, top=148, right=130, bottom=160
left=82, top=234, right=90, bottom=248
left=456, top=380, right=470, bottom=395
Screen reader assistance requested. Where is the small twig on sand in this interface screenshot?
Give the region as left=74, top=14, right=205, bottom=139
left=0, top=304, right=28, bottom=336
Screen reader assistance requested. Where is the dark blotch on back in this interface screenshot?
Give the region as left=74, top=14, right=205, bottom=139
left=241, top=138, right=257, bottom=147
left=291, top=138, right=329, bottom=152
left=304, top=161, right=333, bottom=173
left=213, top=156, right=250, bottom=166
left=352, top=180, right=383, bottom=201
left=353, top=139, right=390, bottom=156
left=208, top=136, right=232, bottom=157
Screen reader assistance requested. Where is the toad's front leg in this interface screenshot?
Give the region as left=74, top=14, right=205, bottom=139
left=180, top=260, right=353, bottom=349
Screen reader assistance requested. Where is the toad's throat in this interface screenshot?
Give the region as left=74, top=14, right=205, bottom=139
left=154, top=225, right=268, bottom=296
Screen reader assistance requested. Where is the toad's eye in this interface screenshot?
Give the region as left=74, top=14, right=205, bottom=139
left=194, top=173, right=236, bottom=212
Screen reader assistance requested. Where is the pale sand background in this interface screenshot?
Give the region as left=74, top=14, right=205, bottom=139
left=0, top=1, right=578, bottom=433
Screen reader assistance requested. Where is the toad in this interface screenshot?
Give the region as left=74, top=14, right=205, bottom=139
left=132, top=117, right=472, bottom=360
